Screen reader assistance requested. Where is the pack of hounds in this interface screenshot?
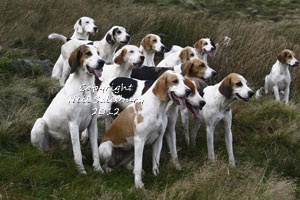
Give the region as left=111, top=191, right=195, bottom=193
left=30, top=17, right=299, bottom=188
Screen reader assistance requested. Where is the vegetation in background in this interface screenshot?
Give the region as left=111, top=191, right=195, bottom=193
left=0, top=0, right=300, bottom=199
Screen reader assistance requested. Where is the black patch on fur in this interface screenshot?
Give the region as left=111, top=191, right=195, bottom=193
left=142, top=80, right=155, bottom=94
left=112, top=27, right=119, bottom=36
left=164, top=45, right=173, bottom=53
left=87, top=42, right=94, bottom=45
left=131, top=66, right=169, bottom=80
left=106, top=34, right=115, bottom=45
left=66, top=38, right=71, bottom=42
left=197, top=79, right=207, bottom=97
left=79, top=19, right=82, bottom=25
left=109, top=77, right=138, bottom=99
left=210, top=39, right=216, bottom=49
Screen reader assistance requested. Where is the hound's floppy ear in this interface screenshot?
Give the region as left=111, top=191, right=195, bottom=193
left=193, top=40, right=203, bottom=52
left=74, top=19, right=83, bottom=34
left=181, top=61, right=193, bottom=76
left=114, top=48, right=127, bottom=65
left=140, top=36, right=151, bottom=51
left=152, top=73, right=168, bottom=101
left=219, top=76, right=232, bottom=99
left=69, top=47, right=81, bottom=73
left=277, top=51, right=286, bottom=64
left=106, top=33, right=115, bottom=45
left=179, top=49, right=189, bottom=62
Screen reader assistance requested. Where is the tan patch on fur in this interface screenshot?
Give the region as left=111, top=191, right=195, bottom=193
left=69, top=45, right=90, bottom=73
left=137, top=114, right=144, bottom=124
left=219, top=73, right=241, bottom=99
left=114, top=48, right=128, bottom=65
left=140, top=34, right=157, bottom=51
left=135, top=103, right=142, bottom=111
left=184, top=78, right=196, bottom=96
left=179, top=47, right=194, bottom=63
left=181, top=59, right=209, bottom=79
left=193, top=39, right=206, bottom=54
left=153, top=72, right=178, bottom=101
left=278, top=49, right=295, bottom=64
left=102, top=107, right=136, bottom=146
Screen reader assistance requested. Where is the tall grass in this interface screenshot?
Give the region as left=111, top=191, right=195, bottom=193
left=1, top=0, right=300, bottom=199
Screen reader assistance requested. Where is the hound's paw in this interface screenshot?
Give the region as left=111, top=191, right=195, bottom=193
left=94, top=165, right=104, bottom=173
left=104, top=167, right=112, bottom=173
left=152, top=167, right=159, bottom=176
left=229, top=160, right=236, bottom=168
left=175, top=163, right=182, bottom=171
left=135, top=180, right=144, bottom=188
left=79, top=169, right=87, bottom=175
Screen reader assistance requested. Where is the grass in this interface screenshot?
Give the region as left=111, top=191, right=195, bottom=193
left=1, top=0, right=300, bottom=199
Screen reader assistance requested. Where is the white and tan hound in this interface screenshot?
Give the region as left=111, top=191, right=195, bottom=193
left=31, top=45, right=104, bottom=174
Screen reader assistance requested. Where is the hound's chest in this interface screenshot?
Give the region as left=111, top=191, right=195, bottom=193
left=277, top=78, right=288, bottom=91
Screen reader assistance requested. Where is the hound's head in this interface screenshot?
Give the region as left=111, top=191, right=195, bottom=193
left=219, top=73, right=254, bottom=101
left=140, top=34, right=165, bottom=53
left=193, top=38, right=216, bottom=57
left=113, top=45, right=145, bottom=68
left=74, top=17, right=98, bottom=35
left=152, top=71, right=191, bottom=108
left=179, top=47, right=198, bottom=63
left=184, top=78, right=206, bottom=117
left=68, top=45, right=104, bottom=77
left=105, top=26, right=131, bottom=45
left=181, top=58, right=217, bottom=81
left=277, top=49, right=299, bottom=67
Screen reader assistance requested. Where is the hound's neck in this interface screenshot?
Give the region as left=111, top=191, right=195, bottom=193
left=198, top=52, right=207, bottom=62
left=276, top=60, right=289, bottom=74
left=113, top=63, right=133, bottom=78
left=67, top=70, right=95, bottom=88
left=143, top=87, right=169, bottom=112
left=96, top=35, right=119, bottom=64
left=141, top=47, right=155, bottom=66
left=71, top=32, right=89, bottom=40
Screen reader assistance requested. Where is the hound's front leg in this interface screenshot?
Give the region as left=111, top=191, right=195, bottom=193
left=180, top=108, right=190, bottom=146
left=206, top=124, right=216, bottom=161
left=134, top=136, right=145, bottom=188
left=273, top=85, right=280, bottom=102
left=284, top=86, right=290, bottom=104
left=191, top=116, right=201, bottom=146
left=88, top=117, right=104, bottom=173
left=69, top=122, right=86, bottom=174
left=152, top=131, right=165, bottom=176
left=223, top=112, right=235, bottom=167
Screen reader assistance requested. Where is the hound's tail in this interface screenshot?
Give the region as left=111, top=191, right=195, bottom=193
left=255, top=87, right=264, bottom=99
left=48, top=33, right=70, bottom=43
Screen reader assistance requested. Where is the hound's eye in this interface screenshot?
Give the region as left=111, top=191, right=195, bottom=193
left=86, top=51, right=92, bottom=56
left=200, top=63, right=205, bottom=68
left=236, top=82, right=243, bottom=87
left=86, top=21, right=89, bottom=24
left=117, top=30, right=122, bottom=34
left=191, top=53, right=194, bottom=57
left=97, top=51, right=100, bottom=55
left=204, top=42, right=208, bottom=45
left=172, top=79, right=179, bottom=84
left=288, top=55, right=292, bottom=58
left=130, top=50, right=134, bottom=53
left=153, top=39, right=157, bottom=43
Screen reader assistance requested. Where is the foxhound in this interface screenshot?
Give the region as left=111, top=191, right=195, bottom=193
left=164, top=38, right=216, bottom=62
left=49, top=17, right=98, bottom=81
left=139, top=34, right=165, bottom=66
left=256, top=49, right=298, bottom=104
left=53, top=26, right=130, bottom=85
left=191, top=73, right=254, bottom=166
left=31, top=45, right=104, bottom=174
left=99, top=71, right=191, bottom=188
left=157, top=46, right=198, bottom=68
left=97, top=59, right=214, bottom=170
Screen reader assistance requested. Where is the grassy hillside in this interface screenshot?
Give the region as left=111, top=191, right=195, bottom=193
left=1, top=0, right=300, bottom=199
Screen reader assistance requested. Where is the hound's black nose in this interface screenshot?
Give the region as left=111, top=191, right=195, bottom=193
left=199, top=100, right=206, bottom=108
left=161, top=46, right=166, bottom=52
left=185, top=89, right=192, bottom=96
left=97, top=59, right=105, bottom=68
left=126, top=35, right=131, bottom=41
left=140, top=56, right=145, bottom=62
left=212, top=71, right=217, bottom=77
left=94, top=27, right=98, bottom=32
left=248, top=90, right=254, bottom=98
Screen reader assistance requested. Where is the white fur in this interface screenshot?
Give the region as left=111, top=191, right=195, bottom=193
left=30, top=45, right=104, bottom=174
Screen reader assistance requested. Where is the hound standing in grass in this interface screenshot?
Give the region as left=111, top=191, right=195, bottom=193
left=191, top=73, right=254, bottom=166
left=49, top=17, right=98, bottom=81
left=31, top=45, right=104, bottom=174
left=256, top=49, right=298, bottom=104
